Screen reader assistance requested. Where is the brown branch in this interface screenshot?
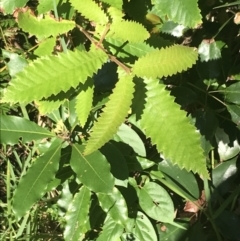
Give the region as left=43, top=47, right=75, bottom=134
left=76, top=24, right=132, bottom=74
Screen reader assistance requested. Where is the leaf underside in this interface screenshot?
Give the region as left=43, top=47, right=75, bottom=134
left=140, top=78, right=208, bottom=177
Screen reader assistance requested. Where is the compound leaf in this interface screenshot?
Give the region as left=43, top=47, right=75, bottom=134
left=140, top=78, right=208, bottom=177
left=64, top=186, right=91, bottom=241
left=2, top=50, right=108, bottom=104
left=0, top=115, right=55, bottom=145
left=70, top=144, right=114, bottom=193
left=133, top=45, right=198, bottom=79
left=84, top=72, right=134, bottom=155
left=12, top=138, right=62, bottom=218
left=18, top=10, right=75, bottom=38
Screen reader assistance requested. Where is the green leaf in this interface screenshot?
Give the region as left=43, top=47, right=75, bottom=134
left=34, top=37, right=56, bottom=57
left=100, top=0, right=122, bottom=9
left=227, top=104, right=240, bottom=126
left=113, top=123, right=146, bottom=157
left=133, top=45, right=198, bottom=79
left=1, top=0, right=28, bottom=14
left=139, top=182, right=174, bottom=223
left=12, top=138, right=62, bottom=218
left=18, top=10, right=75, bottom=38
left=153, top=0, right=202, bottom=28
left=109, top=20, right=150, bottom=43
left=37, top=0, right=60, bottom=14
left=122, top=212, right=158, bottom=241
left=2, top=49, right=28, bottom=77
left=140, top=79, right=208, bottom=177
left=225, top=82, right=240, bottom=105
left=70, top=0, right=108, bottom=24
left=105, top=38, right=155, bottom=59
left=0, top=115, right=55, bottom=145
left=2, top=49, right=108, bottom=103
left=84, top=71, right=134, bottom=155
left=75, top=78, right=94, bottom=127
left=97, top=187, right=128, bottom=226
left=97, top=216, right=124, bottom=241
left=158, top=159, right=199, bottom=200
left=198, top=40, right=221, bottom=62
left=70, top=144, right=114, bottom=193
left=64, top=186, right=91, bottom=241
left=100, top=143, right=129, bottom=187
left=161, top=21, right=186, bottom=37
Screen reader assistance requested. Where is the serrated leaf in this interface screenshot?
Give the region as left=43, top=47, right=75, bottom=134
left=139, top=182, right=174, bottom=223
left=140, top=78, right=208, bottom=177
left=100, top=0, right=122, bottom=9
left=161, top=21, right=186, bottom=37
left=198, top=40, right=221, bottom=62
left=70, top=0, right=108, bottom=24
left=18, top=10, right=75, bottom=38
left=12, top=138, right=62, bottom=218
left=84, top=72, right=134, bottom=155
left=97, top=216, right=124, bottom=241
left=2, top=50, right=108, bottom=103
left=105, top=37, right=155, bottom=59
left=109, top=20, right=149, bottom=43
left=0, top=115, right=55, bottom=144
left=225, top=82, right=240, bottom=105
left=70, top=144, right=114, bottom=193
left=153, top=0, right=202, bottom=28
left=64, top=186, right=91, bottom=241
left=34, top=37, right=56, bottom=57
left=97, top=187, right=128, bottom=225
left=133, top=45, right=198, bottom=79
left=75, top=78, right=94, bottom=127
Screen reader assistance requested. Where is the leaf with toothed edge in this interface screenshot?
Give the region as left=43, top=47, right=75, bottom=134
left=2, top=50, right=108, bottom=104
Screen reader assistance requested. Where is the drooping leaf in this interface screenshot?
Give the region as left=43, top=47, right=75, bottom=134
left=113, top=123, right=146, bottom=157
left=2, top=49, right=28, bottom=77
left=97, top=216, right=124, bottom=241
left=100, top=0, right=122, bottom=9
left=225, top=82, right=240, bottom=105
left=0, top=115, right=55, bottom=144
left=70, top=0, right=108, bottom=24
left=64, top=186, right=91, bottom=241
left=2, top=50, right=108, bottom=103
left=139, top=78, right=208, bottom=177
left=97, top=187, right=128, bottom=226
left=18, top=10, right=75, bottom=38
left=70, top=144, right=114, bottom=193
left=198, top=40, right=222, bottom=62
left=75, top=78, right=94, bottom=127
left=132, top=45, right=198, bottom=79
left=153, top=0, right=202, bottom=28
left=84, top=71, right=134, bottom=155
left=1, top=0, right=28, bottom=14
left=109, top=20, right=150, bottom=43
left=139, top=182, right=174, bottom=223
left=12, top=138, right=62, bottom=218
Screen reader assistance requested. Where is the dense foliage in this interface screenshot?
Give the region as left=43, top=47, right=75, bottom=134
left=0, top=0, right=240, bottom=240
